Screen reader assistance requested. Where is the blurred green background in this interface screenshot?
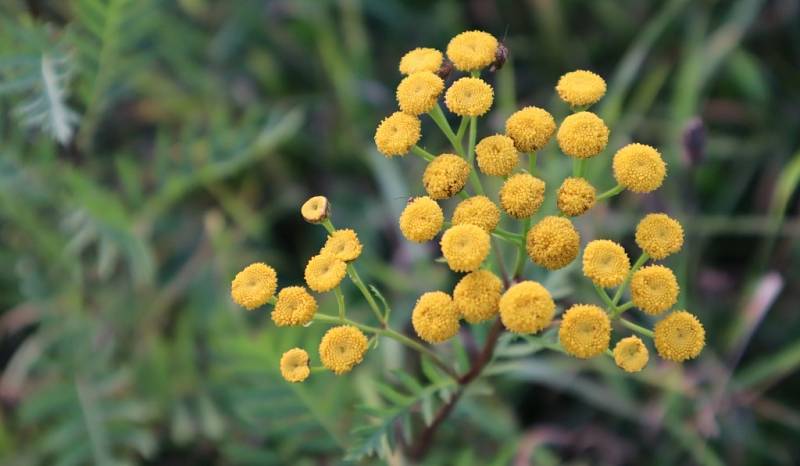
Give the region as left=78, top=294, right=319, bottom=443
left=0, top=0, right=799, bottom=464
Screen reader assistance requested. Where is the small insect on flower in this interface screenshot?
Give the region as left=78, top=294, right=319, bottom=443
left=231, top=262, right=278, bottom=310
left=504, top=106, right=556, bottom=153
left=557, top=177, right=596, bottom=217
left=280, top=348, right=311, bottom=383
left=445, top=77, right=494, bottom=117
left=452, top=195, right=500, bottom=232
left=396, top=71, right=445, bottom=116
left=272, top=286, right=318, bottom=327
left=475, top=134, right=519, bottom=176
left=423, top=154, right=471, bottom=200
left=613, top=143, right=667, bottom=193
left=556, top=70, right=607, bottom=107
left=321, top=229, right=363, bottom=262
left=446, top=30, right=499, bottom=72
left=319, top=325, right=369, bottom=374
left=499, top=281, right=555, bottom=334
left=613, top=336, right=649, bottom=373
left=374, top=111, right=422, bottom=157
left=635, top=213, right=684, bottom=260
left=557, top=111, right=610, bottom=159
left=499, top=173, right=546, bottom=219
left=304, top=253, right=347, bottom=293
left=412, top=291, right=461, bottom=343
left=399, top=47, right=443, bottom=75
left=559, top=304, right=611, bottom=359
left=440, top=224, right=491, bottom=272
left=631, top=265, right=679, bottom=315
left=582, top=240, right=631, bottom=288
left=654, top=311, right=705, bottom=362
left=399, top=196, right=444, bottom=242
left=453, top=269, right=503, bottom=323
left=301, top=195, right=329, bottom=224
left=526, top=216, right=581, bottom=270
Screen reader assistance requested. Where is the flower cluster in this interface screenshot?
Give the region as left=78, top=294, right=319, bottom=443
left=231, top=30, right=705, bottom=384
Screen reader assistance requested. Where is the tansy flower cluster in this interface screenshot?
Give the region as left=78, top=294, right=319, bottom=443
left=230, top=30, right=705, bottom=386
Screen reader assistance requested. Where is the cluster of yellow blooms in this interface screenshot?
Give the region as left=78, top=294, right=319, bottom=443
left=231, top=30, right=705, bottom=383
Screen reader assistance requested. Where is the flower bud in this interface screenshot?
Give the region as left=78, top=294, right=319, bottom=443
left=301, top=195, right=329, bottom=224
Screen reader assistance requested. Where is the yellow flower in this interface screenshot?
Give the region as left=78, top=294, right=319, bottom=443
left=526, top=216, right=580, bottom=270
left=374, top=111, right=421, bottom=157
left=304, top=253, right=347, bottom=292
left=504, top=106, right=556, bottom=152
left=321, top=229, right=363, bottom=262
left=399, top=196, right=444, bottom=242
left=612, top=143, right=666, bottom=193
left=453, top=270, right=502, bottom=323
left=396, top=71, right=445, bottom=116
left=279, top=348, right=310, bottom=383
left=559, top=304, right=611, bottom=359
left=452, top=195, right=500, bottom=232
left=499, top=173, right=546, bottom=219
left=582, top=240, right=631, bottom=288
left=613, top=336, right=649, bottom=373
left=440, top=224, right=490, bottom=272
left=635, top=213, right=684, bottom=260
left=557, top=177, right=596, bottom=217
left=444, top=77, right=494, bottom=117
left=446, top=30, right=498, bottom=72
left=412, top=291, right=460, bottom=343
left=319, top=325, right=369, bottom=374
left=272, top=286, right=317, bottom=326
left=654, top=311, right=705, bottom=362
left=556, top=70, right=607, bottom=107
left=423, top=153, right=470, bottom=200
left=499, top=281, right=555, bottom=334
left=301, top=195, right=329, bottom=224
left=231, top=262, right=278, bottom=310
left=556, top=111, right=609, bottom=159
left=399, top=47, right=443, bottom=75
left=631, top=265, right=679, bottom=315
left=475, top=134, right=518, bottom=176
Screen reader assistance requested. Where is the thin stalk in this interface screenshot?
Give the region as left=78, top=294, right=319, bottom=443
left=334, top=286, right=345, bottom=321
left=620, top=318, right=654, bottom=338
left=412, top=145, right=436, bottom=162
left=347, top=264, right=386, bottom=324
left=527, top=152, right=537, bottom=176
left=613, top=301, right=635, bottom=317
left=467, top=116, right=485, bottom=195
left=594, top=283, right=616, bottom=310
left=429, top=103, right=463, bottom=155
left=491, top=238, right=511, bottom=286
left=456, top=116, right=469, bottom=142
left=598, top=184, right=625, bottom=200
left=512, top=217, right=530, bottom=278
left=572, top=158, right=587, bottom=178
left=612, top=252, right=649, bottom=305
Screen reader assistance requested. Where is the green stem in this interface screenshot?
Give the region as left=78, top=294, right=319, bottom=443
left=347, top=264, right=385, bottom=325
left=528, top=152, right=537, bottom=177
left=334, top=286, right=345, bottom=321
left=321, top=219, right=335, bottom=234
left=466, top=116, right=485, bottom=196
left=572, top=158, right=587, bottom=178
left=593, top=283, right=616, bottom=310
left=429, top=103, right=464, bottom=156
left=412, top=145, right=436, bottom=162
left=614, top=301, right=635, bottom=317
left=598, top=184, right=625, bottom=200
left=512, top=217, right=531, bottom=278
left=619, top=318, right=654, bottom=338
left=456, top=116, right=469, bottom=142
left=612, top=252, right=649, bottom=306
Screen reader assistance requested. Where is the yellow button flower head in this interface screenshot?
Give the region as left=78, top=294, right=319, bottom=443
left=396, top=71, right=445, bottom=116
left=452, top=195, right=500, bottom=232
left=631, top=265, right=679, bottom=315
left=556, top=70, right=607, bottom=107
left=440, top=224, right=490, bottom=272
left=279, top=348, right=310, bottom=383
left=411, top=291, right=460, bottom=343
left=557, top=177, right=596, bottom=217
left=399, top=47, right=443, bottom=75
left=374, top=111, right=421, bottom=157
left=301, top=195, right=329, bottom=224
left=272, top=286, right=317, bottom=327
left=304, top=253, right=347, bottom=293
left=559, top=304, right=611, bottom=359
left=453, top=270, right=502, bottom=323
left=504, top=106, right=556, bottom=152
left=499, top=173, right=546, bottom=219
left=445, top=77, right=494, bottom=117
left=526, top=216, right=581, bottom=270
left=654, top=311, right=705, bottom=362
left=446, top=30, right=498, bottom=72
left=582, top=240, right=631, bottom=288
left=423, top=154, right=470, bottom=200
left=556, top=111, right=609, bottom=159
left=319, top=325, right=369, bottom=374
left=612, top=143, right=666, bottom=193
left=399, top=196, right=443, bottom=242
left=231, top=262, right=278, bottom=310
left=613, top=336, right=649, bottom=373
left=499, top=281, right=555, bottom=334
left=475, top=134, right=518, bottom=176
left=321, top=229, right=363, bottom=262
left=635, top=213, right=684, bottom=260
